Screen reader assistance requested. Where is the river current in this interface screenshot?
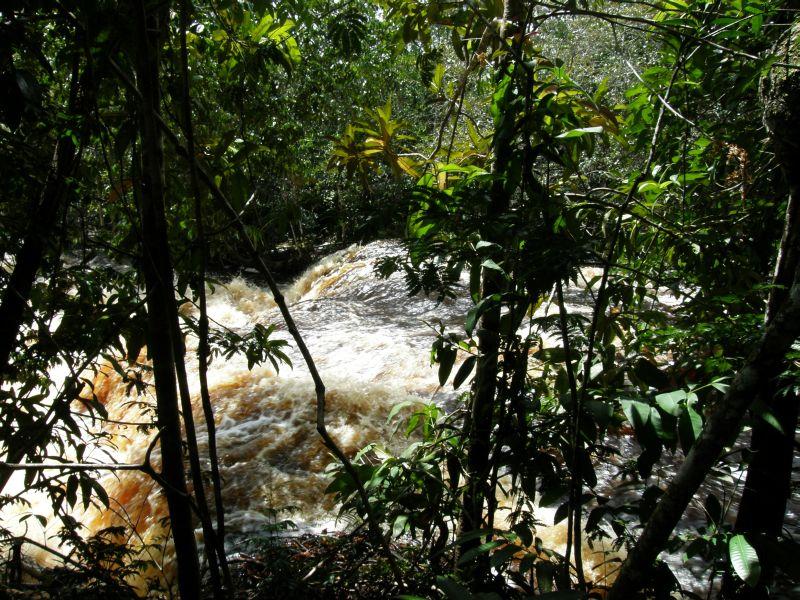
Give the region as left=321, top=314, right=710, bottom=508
left=5, top=240, right=796, bottom=596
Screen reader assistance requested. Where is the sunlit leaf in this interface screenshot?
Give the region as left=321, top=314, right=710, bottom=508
left=729, top=534, right=761, bottom=587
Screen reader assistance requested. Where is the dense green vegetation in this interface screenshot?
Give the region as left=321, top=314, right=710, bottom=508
left=1, top=0, right=799, bottom=598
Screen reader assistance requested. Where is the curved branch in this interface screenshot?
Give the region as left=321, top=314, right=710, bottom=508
left=608, top=260, right=800, bottom=599
left=106, top=55, right=405, bottom=589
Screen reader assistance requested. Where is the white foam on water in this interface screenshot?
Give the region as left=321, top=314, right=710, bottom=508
left=6, top=240, right=783, bottom=597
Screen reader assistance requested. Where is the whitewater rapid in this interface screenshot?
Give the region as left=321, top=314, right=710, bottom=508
left=9, top=240, right=787, bottom=597
left=4, top=242, right=482, bottom=587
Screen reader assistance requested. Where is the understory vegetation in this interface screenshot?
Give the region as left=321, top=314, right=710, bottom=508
left=1, top=0, right=799, bottom=598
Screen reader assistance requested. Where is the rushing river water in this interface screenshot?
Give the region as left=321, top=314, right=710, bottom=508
left=6, top=241, right=484, bottom=589
left=5, top=240, right=797, bottom=597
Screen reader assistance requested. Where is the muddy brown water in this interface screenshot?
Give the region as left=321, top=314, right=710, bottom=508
left=4, top=241, right=796, bottom=597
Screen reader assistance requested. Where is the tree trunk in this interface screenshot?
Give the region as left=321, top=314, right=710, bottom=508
left=179, top=0, right=232, bottom=591
left=607, top=256, right=800, bottom=599
left=457, top=269, right=501, bottom=583
left=456, top=58, right=515, bottom=584
left=726, top=25, right=800, bottom=595
left=728, top=192, right=799, bottom=597
left=171, top=315, right=224, bottom=598
left=0, top=54, right=83, bottom=384
left=0, top=52, right=87, bottom=494
left=132, top=1, right=201, bottom=597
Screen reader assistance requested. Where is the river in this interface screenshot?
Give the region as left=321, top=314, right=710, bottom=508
left=5, top=240, right=797, bottom=597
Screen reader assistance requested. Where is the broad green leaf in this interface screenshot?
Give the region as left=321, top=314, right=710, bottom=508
left=453, top=355, right=477, bottom=389
left=465, top=294, right=499, bottom=336
left=535, top=561, right=556, bottom=592
left=586, top=400, right=614, bottom=429
left=455, top=529, right=496, bottom=544
left=655, top=390, right=685, bottom=417
left=649, top=407, right=675, bottom=443
left=437, top=346, right=457, bottom=386
left=431, top=62, right=445, bottom=92
left=436, top=575, right=472, bottom=600
left=475, top=240, right=499, bottom=251
left=751, top=13, right=763, bottom=34
left=678, top=402, right=703, bottom=455
left=709, top=378, right=730, bottom=393
left=251, top=14, right=275, bottom=41
left=729, top=534, right=761, bottom=587
left=637, top=180, right=661, bottom=194
left=385, top=399, right=417, bottom=424
left=481, top=259, right=505, bottom=275
left=621, top=399, right=652, bottom=440
left=554, top=500, right=570, bottom=525
left=392, top=514, right=408, bottom=537
left=490, top=543, right=521, bottom=568
left=456, top=540, right=505, bottom=566
left=633, top=357, right=669, bottom=389
left=539, top=486, right=568, bottom=508
left=511, top=523, right=533, bottom=547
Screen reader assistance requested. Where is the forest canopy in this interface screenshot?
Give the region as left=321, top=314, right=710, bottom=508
left=1, top=0, right=799, bottom=598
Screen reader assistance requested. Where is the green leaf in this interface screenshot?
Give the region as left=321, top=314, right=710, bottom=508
left=490, top=75, right=512, bottom=124
left=392, top=514, right=408, bottom=537
left=451, top=27, right=465, bottom=61
left=655, top=390, right=685, bottom=417
left=475, top=240, right=498, bottom=251
left=553, top=500, right=570, bottom=525
left=637, top=180, right=661, bottom=194
left=539, top=486, right=567, bottom=507
left=436, top=575, right=472, bottom=600
left=80, top=476, right=92, bottom=510
left=438, top=345, right=457, bottom=386
left=66, top=475, right=78, bottom=508
left=481, top=259, right=506, bottom=275
left=511, top=523, right=533, bottom=547
left=535, top=561, right=558, bottom=592
left=251, top=14, right=276, bottom=41
left=556, top=126, right=604, bottom=139
left=469, top=261, right=481, bottom=302
left=386, top=399, right=417, bottom=424
left=751, top=12, right=763, bottom=34
left=621, top=399, right=655, bottom=447
left=456, top=540, right=504, bottom=566
left=586, top=400, right=614, bottom=430
left=465, top=294, right=499, bottom=336
left=678, top=402, right=703, bottom=455
left=729, top=534, right=761, bottom=587
left=490, top=543, right=521, bottom=568
left=453, top=355, right=476, bottom=389
left=633, top=358, right=669, bottom=389
left=92, top=479, right=109, bottom=508
left=455, top=529, right=496, bottom=544
left=709, top=377, right=730, bottom=393
left=751, top=398, right=785, bottom=434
